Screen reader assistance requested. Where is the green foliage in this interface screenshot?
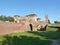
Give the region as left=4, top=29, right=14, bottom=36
left=48, top=19, right=51, bottom=24
left=7, top=16, right=14, bottom=22
left=54, top=21, right=60, bottom=24
left=0, top=32, right=52, bottom=45
left=0, top=27, right=60, bottom=45
left=0, top=15, right=14, bottom=22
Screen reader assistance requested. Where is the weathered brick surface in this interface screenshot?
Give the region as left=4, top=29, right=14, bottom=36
left=0, top=22, right=30, bottom=35
left=0, top=14, right=48, bottom=35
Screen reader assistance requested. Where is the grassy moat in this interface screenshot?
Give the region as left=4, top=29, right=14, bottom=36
left=0, top=27, right=60, bottom=45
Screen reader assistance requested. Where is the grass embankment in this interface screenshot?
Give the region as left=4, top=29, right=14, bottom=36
left=0, top=27, right=60, bottom=45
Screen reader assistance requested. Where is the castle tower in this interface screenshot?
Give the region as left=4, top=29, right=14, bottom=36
left=45, top=15, right=48, bottom=24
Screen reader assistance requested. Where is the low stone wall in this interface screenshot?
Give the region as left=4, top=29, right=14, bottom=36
left=0, top=21, right=48, bottom=35
left=0, top=22, right=30, bottom=35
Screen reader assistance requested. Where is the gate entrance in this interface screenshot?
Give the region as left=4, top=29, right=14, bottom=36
left=29, top=24, right=33, bottom=31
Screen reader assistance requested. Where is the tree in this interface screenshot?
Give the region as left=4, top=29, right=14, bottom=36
left=54, top=21, right=60, bottom=24
left=48, top=19, right=51, bottom=24
left=0, top=15, right=14, bottom=22
left=7, top=16, right=14, bottom=22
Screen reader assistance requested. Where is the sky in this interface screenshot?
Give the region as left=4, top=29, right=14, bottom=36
left=0, top=0, right=60, bottom=23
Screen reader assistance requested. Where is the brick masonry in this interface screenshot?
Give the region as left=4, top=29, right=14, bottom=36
left=0, top=14, right=48, bottom=34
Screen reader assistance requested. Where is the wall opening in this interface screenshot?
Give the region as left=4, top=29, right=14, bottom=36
left=29, top=24, right=33, bottom=31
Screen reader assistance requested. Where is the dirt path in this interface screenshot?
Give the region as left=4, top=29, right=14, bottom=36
left=52, top=40, right=60, bottom=45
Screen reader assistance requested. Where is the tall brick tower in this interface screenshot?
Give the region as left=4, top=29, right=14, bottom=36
left=45, top=15, right=48, bottom=24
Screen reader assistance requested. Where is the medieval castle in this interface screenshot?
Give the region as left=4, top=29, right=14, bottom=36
left=13, top=14, right=48, bottom=31
left=0, top=14, right=48, bottom=34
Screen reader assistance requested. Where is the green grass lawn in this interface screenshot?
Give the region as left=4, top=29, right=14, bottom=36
left=0, top=27, right=60, bottom=45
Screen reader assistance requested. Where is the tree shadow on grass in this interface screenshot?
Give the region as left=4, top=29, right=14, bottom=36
left=1, top=35, right=52, bottom=45
left=28, top=27, right=60, bottom=40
